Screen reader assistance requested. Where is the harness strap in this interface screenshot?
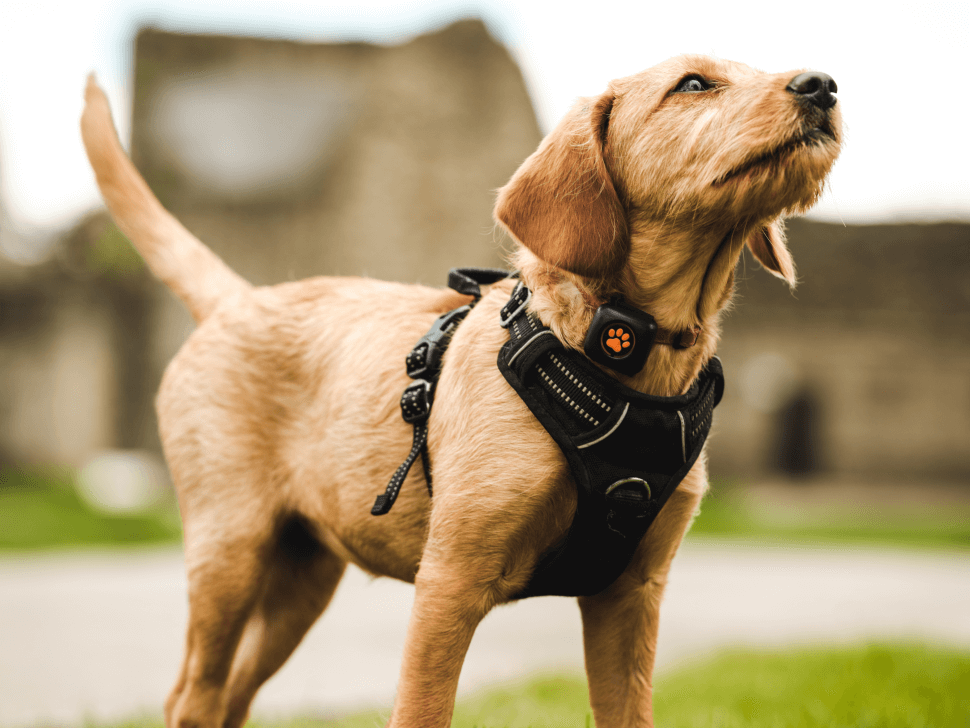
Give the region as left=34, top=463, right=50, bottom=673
left=372, top=267, right=511, bottom=516
left=498, top=282, right=724, bottom=598
left=372, top=381, right=433, bottom=516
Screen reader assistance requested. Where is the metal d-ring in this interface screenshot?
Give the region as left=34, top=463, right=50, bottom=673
left=605, top=477, right=652, bottom=499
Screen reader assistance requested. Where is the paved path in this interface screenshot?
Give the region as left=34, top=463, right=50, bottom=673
left=2, top=541, right=968, bottom=727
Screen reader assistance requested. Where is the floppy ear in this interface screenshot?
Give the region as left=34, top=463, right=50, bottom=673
left=494, top=89, right=629, bottom=278
left=746, top=218, right=796, bottom=286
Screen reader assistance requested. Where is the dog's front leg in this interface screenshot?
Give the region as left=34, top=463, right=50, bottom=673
left=385, top=473, right=548, bottom=727
left=387, top=555, right=495, bottom=727
left=578, top=483, right=704, bottom=728
left=578, top=571, right=666, bottom=727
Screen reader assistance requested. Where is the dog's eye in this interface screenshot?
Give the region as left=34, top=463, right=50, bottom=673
left=673, top=76, right=712, bottom=93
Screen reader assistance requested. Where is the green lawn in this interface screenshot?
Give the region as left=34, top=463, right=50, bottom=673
left=94, top=643, right=970, bottom=728
left=689, top=482, right=970, bottom=551
left=0, top=467, right=181, bottom=551
left=650, top=643, right=970, bottom=728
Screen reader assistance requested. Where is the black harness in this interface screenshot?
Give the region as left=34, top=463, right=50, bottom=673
left=373, top=270, right=725, bottom=599
left=498, top=282, right=724, bottom=597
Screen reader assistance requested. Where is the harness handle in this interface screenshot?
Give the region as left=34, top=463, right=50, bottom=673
left=447, top=267, right=513, bottom=300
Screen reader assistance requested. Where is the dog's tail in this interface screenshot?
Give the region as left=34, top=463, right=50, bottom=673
left=80, top=74, right=250, bottom=322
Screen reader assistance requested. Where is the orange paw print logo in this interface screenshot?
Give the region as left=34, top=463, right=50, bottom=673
left=603, top=327, right=633, bottom=356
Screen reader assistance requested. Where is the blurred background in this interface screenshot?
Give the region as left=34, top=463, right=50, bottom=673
left=0, top=1, right=968, bottom=727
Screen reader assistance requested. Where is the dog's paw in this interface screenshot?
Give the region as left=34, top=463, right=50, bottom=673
left=605, top=328, right=631, bottom=353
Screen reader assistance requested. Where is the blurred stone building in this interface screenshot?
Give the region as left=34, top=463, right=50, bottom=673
left=132, top=22, right=540, bottom=287
left=0, top=22, right=967, bottom=485
left=710, top=220, right=970, bottom=481
left=0, top=211, right=151, bottom=465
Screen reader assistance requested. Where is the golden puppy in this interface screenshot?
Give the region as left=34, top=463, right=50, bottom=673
left=81, top=54, right=841, bottom=728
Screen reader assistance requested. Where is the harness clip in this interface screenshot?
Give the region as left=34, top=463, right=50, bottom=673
left=405, top=305, right=471, bottom=379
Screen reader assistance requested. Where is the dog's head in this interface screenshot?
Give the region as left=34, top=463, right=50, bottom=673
left=495, top=55, right=842, bottom=335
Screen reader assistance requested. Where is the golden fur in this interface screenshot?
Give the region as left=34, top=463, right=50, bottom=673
left=80, top=54, right=841, bottom=728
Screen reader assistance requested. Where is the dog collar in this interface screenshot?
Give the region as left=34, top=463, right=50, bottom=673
left=498, top=283, right=724, bottom=598
left=501, top=283, right=701, bottom=377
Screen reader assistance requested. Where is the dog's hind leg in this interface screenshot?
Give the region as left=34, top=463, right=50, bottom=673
left=577, top=484, right=703, bottom=728
left=220, top=517, right=346, bottom=728
left=164, top=516, right=277, bottom=728
left=164, top=624, right=195, bottom=728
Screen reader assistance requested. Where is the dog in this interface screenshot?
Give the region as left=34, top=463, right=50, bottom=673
left=81, top=53, right=841, bottom=728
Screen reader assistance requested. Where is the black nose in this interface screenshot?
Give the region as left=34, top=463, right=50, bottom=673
left=786, top=72, right=838, bottom=110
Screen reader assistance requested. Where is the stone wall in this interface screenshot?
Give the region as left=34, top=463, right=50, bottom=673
left=710, top=220, right=970, bottom=480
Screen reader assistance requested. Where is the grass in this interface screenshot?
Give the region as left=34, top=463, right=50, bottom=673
left=688, top=481, right=970, bottom=551
left=89, top=643, right=970, bottom=727
left=650, top=643, right=970, bottom=728
left=0, top=467, right=181, bottom=551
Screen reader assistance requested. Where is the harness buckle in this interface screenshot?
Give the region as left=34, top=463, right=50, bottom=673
left=405, top=305, right=471, bottom=379
left=400, top=379, right=433, bottom=424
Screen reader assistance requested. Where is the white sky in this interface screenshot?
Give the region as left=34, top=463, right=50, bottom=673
left=1, top=0, right=968, bottom=261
